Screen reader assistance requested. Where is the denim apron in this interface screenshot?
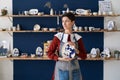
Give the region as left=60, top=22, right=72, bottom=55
left=54, top=33, right=82, bottom=80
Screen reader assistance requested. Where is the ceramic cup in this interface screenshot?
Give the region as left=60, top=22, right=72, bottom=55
left=24, top=11, right=29, bottom=15
left=89, top=27, right=94, bottom=31
left=98, top=11, right=102, bottom=15
left=74, top=27, right=78, bottom=31
left=114, top=53, right=119, bottom=60
left=79, top=27, right=82, bottom=31
left=31, top=54, right=35, bottom=58
left=12, top=27, right=16, bottom=31
left=93, top=12, right=98, bottom=16
left=103, top=12, right=107, bottom=15
left=108, top=12, right=113, bottom=15
left=84, top=26, right=88, bottom=31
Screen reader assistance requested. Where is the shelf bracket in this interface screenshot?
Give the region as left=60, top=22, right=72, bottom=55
left=7, top=16, right=13, bottom=23
left=7, top=31, right=13, bottom=37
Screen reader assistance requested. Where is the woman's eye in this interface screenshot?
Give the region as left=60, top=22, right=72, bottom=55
left=62, top=20, right=70, bottom=23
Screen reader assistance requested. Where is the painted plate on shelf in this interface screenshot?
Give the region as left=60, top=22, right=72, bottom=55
left=103, top=48, right=111, bottom=58
left=33, top=24, right=41, bottom=31
left=90, top=48, right=97, bottom=58
left=36, top=47, right=43, bottom=56
left=107, top=21, right=115, bottom=30
left=12, top=48, right=19, bottom=57
left=29, top=9, right=38, bottom=15
left=75, top=9, right=86, bottom=15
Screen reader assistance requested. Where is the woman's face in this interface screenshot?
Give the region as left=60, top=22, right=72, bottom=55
left=62, top=16, right=74, bottom=31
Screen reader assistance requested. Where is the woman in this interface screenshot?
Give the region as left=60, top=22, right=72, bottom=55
left=48, top=12, right=87, bottom=80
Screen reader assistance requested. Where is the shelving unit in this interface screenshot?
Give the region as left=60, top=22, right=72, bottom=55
left=1, top=0, right=117, bottom=80
left=1, top=13, right=119, bottom=58
left=1, top=14, right=119, bottom=33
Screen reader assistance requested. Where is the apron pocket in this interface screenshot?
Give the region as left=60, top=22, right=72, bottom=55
left=59, top=69, right=69, bottom=80
left=72, top=69, right=80, bottom=80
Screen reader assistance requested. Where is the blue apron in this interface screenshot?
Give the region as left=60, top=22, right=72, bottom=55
left=54, top=33, right=82, bottom=80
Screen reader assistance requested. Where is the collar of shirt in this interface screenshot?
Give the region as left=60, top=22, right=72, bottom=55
left=54, top=32, right=82, bottom=43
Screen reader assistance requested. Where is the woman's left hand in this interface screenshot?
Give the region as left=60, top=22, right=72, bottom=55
left=68, top=41, right=79, bottom=54
left=68, top=41, right=76, bottom=47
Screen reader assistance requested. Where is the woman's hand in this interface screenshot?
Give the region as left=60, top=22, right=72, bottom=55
left=68, top=41, right=76, bottom=47
left=58, top=57, right=74, bottom=61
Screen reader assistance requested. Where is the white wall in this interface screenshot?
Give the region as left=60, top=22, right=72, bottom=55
left=0, top=0, right=13, bottom=50
left=0, top=0, right=120, bottom=80
left=104, top=0, right=120, bottom=51
left=104, top=60, right=120, bottom=80
left=104, top=0, right=120, bottom=80
left=0, top=60, right=13, bottom=80
left=0, top=0, right=13, bottom=80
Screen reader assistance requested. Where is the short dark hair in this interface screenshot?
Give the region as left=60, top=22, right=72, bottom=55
left=61, top=12, right=75, bottom=21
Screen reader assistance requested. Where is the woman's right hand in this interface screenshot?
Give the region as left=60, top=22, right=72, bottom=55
left=58, top=57, right=74, bottom=61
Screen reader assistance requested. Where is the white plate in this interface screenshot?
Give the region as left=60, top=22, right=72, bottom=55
left=76, top=9, right=86, bottom=15
left=29, top=9, right=38, bottom=15
left=62, top=43, right=76, bottom=58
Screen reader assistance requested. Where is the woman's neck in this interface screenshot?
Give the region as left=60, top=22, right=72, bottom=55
left=64, top=29, right=72, bottom=34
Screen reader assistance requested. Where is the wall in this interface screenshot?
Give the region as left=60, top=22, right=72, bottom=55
left=104, top=60, right=120, bottom=80
left=0, top=0, right=13, bottom=49
left=0, top=60, right=13, bottom=80
left=0, top=0, right=13, bottom=80
left=13, top=0, right=103, bottom=80
left=104, top=0, right=120, bottom=80
left=0, top=0, right=120, bottom=80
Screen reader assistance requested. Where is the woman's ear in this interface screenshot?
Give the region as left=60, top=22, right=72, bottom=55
left=72, top=21, right=75, bottom=24
left=72, top=21, right=75, bottom=26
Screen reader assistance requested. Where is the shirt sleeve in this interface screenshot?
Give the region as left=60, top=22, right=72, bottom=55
left=47, top=36, right=60, bottom=61
left=76, top=38, right=87, bottom=60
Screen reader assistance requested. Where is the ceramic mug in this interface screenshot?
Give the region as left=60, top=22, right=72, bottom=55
left=79, top=27, right=82, bottom=31
left=24, top=11, right=29, bottom=15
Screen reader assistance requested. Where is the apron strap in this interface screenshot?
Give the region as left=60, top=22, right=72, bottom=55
left=60, top=33, right=64, bottom=42
left=73, top=33, right=77, bottom=42
left=73, top=33, right=78, bottom=49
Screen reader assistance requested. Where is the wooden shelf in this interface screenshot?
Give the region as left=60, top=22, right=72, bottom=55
left=0, top=30, right=12, bottom=32
left=0, top=30, right=57, bottom=32
left=0, top=15, right=59, bottom=17
left=0, top=14, right=120, bottom=17
left=0, top=56, right=118, bottom=61
left=104, top=30, right=120, bottom=32
left=0, top=56, right=50, bottom=60
left=1, top=30, right=120, bottom=33
left=13, top=30, right=57, bottom=32
left=76, top=14, right=120, bottom=17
